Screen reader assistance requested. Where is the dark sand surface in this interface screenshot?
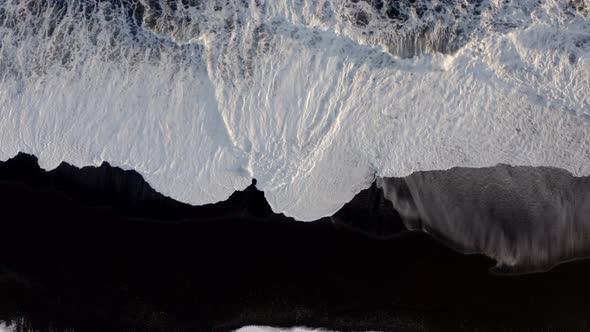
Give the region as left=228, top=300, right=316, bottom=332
left=0, top=153, right=589, bottom=331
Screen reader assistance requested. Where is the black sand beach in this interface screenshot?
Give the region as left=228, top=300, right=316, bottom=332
left=1, top=154, right=590, bottom=331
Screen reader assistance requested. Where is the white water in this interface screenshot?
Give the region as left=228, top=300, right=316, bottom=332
left=0, top=322, right=14, bottom=332
left=0, top=0, right=589, bottom=220
left=235, top=327, right=335, bottom=332
left=234, top=326, right=382, bottom=332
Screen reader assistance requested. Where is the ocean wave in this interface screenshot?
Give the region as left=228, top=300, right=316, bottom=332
left=0, top=0, right=589, bottom=220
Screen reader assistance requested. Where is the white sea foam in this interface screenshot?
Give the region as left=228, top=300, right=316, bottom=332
left=0, top=321, right=15, bottom=332
left=234, top=326, right=381, bottom=332
left=234, top=326, right=333, bottom=332
left=0, top=0, right=589, bottom=220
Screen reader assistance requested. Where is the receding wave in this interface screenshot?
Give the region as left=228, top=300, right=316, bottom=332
left=378, top=165, right=590, bottom=273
